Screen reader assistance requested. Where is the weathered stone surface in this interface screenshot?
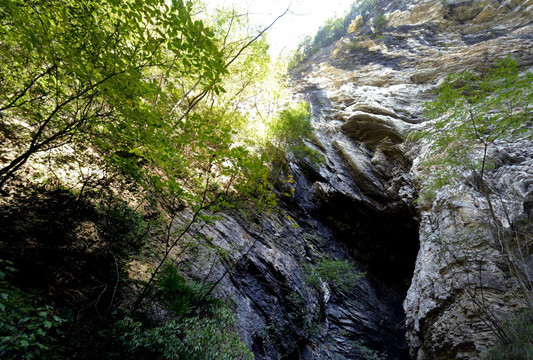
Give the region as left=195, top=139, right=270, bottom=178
left=287, top=0, right=533, bottom=359
left=179, top=0, right=533, bottom=359
left=181, top=205, right=415, bottom=359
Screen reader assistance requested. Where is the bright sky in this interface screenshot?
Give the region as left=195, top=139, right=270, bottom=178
left=205, top=0, right=356, bottom=57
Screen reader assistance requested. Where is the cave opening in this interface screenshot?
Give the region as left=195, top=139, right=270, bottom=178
left=315, top=193, right=420, bottom=295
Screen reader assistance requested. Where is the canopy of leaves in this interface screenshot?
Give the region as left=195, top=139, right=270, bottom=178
left=0, top=0, right=282, bottom=214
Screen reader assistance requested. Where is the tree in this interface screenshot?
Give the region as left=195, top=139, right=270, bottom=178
left=0, top=0, right=289, bottom=313
left=416, top=56, right=532, bottom=195
left=0, top=0, right=295, bottom=355
left=0, top=0, right=280, bottom=228
left=0, top=0, right=227, bottom=191
left=413, top=56, right=533, bottom=347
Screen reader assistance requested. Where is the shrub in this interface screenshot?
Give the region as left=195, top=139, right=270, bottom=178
left=412, top=56, right=533, bottom=195
left=305, top=256, right=365, bottom=292
left=266, top=101, right=324, bottom=177
left=373, top=14, right=388, bottom=33
left=484, top=309, right=533, bottom=360
left=285, top=291, right=322, bottom=337
left=154, top=263, right=222, bottom=317
left=98, top=199, right=149, bottom=258
left=107, top=307, right=252, bottom=360
left=347, top=15, right=363, bottom=33
left=101, top=262, right=252, bottom=359
left=288, top=0, right=383, bottom=67
left=0, top=260, right=64, bottom=360
left=351, top=339, right=386, bottom=360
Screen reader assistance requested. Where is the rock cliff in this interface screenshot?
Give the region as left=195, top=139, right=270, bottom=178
left=193, top=0, right=533, bottom=359
left=1, top=1, right=531, bottom=359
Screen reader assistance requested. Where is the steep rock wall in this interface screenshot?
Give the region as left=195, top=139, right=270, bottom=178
left=186, top=203, right=416, bottom=359
left=290, top=0, right=533, bottom=359
left=181, top=0, right=533, bottom=359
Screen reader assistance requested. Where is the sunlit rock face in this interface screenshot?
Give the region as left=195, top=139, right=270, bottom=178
left=286, top=0, right=533, bottom=359
left=184, top=0, right=532, bottom=359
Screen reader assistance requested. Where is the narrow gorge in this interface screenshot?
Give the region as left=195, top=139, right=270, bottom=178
left=198, top=0, right=533, bottom=358
left=0, top=0, right=532, bottom=359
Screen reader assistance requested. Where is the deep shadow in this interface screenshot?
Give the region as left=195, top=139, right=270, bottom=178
left=0, top=188, right=149, bottom=358
left=315, top=192, right=419, bottom=294
left=0, top=189, right=144, bottom=309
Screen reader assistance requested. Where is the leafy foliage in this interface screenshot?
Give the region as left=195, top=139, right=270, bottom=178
left=413, top=56, right=533, bottom=352
left=107, top=306, right=253, bottom=360
left=373, top=13, right=389, bottom=33
left=288, top=0, right=382, bottom=68
left=0, top=260, right=64, bottom=360
left=259, top=290, right=322, bottom=353
left=0, top=0, right=276, bottom=214
left=154, top=263, right=222, bottom=317
left=265, top=100, right=323, bottom=174
left=412, top=56, right=533, bottom=199
left=351, top=339, right=387, bottom=360
left=285, top=291, right=322, bottom=337
left=106, top=272, right=252, bottom=360
left=0, top=1, right=326, bottom=358
left=305, top=256, right=365, bottom=292
left=484, top=309, right=533, bottom=360
left=0, top=0, right=279, bottom=322
left=0, top=0, right=226, bottom=187
left=269, top=101, right=313, bottom=146
left=98, top=199, right=150, bottom=258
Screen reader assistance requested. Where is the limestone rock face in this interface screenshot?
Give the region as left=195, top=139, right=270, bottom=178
left=183, top=0, right=533, bottom=359
left=185, top=207, right=415, bottom=359
left=290, top=0, right=533, bottom=359
left=288, top=0, right=532, bottom=358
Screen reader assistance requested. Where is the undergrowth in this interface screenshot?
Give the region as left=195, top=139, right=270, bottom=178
left=0, top=260, right=64, bottom=359
left=484, top=309, right=533, bottom=360
left=0, top=187, right=251, bottom=359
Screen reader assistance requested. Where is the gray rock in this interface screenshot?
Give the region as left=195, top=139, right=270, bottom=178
left=179, top=0, right=533, bottom=358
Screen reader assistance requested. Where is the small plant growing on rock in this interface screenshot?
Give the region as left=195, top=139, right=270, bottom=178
left=304, top=256, right=365, bottom=292
left=351, top=339, right=387, bottom=360
left=266, top=101, right=324, bottom=177
left=373, top=13, right=389, bottom=33
left=286, top=291, right=323, bottom=337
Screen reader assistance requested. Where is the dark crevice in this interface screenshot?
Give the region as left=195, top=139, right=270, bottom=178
left=315, top=192, right=420, bottom=295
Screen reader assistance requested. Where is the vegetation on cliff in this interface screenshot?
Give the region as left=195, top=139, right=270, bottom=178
left=416, top=56, right=533, bottom=198
left=288, top=0, right=387, bottom=68
left=0, top=0, right=319, bottom=358
left=413, top=56, right=533, bottom=358
left=2, top=0, right=530, bottom=358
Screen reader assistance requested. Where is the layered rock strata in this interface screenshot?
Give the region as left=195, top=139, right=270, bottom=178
left=290, top=0, right=533, bottom=359
left=183, top=0, right=533, bottom=359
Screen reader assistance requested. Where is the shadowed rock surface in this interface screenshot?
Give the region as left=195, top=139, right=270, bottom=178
left=189, top=0, right=533, bottom=359
left=0, top=1, right=531, bottom=359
